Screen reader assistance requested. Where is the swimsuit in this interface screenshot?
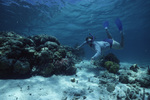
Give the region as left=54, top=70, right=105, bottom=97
left=103, top=39, right=113, bottom=48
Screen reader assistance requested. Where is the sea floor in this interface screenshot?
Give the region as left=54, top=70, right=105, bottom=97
left=0, top=60, right=150, bottom=100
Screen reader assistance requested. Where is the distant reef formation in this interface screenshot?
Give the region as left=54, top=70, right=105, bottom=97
left=0, top=32, right=81, bottom=79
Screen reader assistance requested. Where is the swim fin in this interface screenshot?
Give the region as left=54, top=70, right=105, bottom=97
left=115, top=18, right=123, bottom=31
left=103, top=21, right=109, bottom=29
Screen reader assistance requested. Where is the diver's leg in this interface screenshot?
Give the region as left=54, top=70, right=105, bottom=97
left=112, top=31, right=124, bottom=49
left=120, top=31, right=124, bottom=48
left=105, top=29, right=113, bottom=39
left=114, top=18, right=124, bottom=48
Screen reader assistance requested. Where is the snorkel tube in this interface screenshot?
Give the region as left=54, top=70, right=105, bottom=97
left=89, top=33, right=95, bottom=41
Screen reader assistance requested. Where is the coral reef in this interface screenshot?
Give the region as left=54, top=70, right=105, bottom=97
left=119, top=65, right=150, bottom=88
left=54, top=58, right=76, bottom=75
left=104, top=61, right=119, bottom=74
left=94, top=53, right=120, bottom=74
left=64, top=45, right=84, bottom=61
left=0, top=32, right=80, bottom=78
left=130, top=64, right=139, bottom=72
left=102, top=53, right=120, bottom=64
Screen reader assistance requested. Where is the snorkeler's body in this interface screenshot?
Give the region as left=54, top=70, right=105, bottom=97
left=77, top=19, right=124, bottom=60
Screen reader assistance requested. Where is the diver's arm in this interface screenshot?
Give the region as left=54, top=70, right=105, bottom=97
left=91, top=44, right=101, bottom=59
left=76, top=41, right=87, bottom=49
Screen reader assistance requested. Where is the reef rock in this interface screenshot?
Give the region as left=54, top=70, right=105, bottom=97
left=30, top=35, right=60, bottom=46
left=0, top=57, right=14, bottom=77
left=13, top=60, right=30, bottom=75
left=119, top=67, right=150, bottom=88
left=0, top=32, right=78, bottom=78
left=130, top=64, right=139, bottom=72
left=102, top=53, right=120, bottom=64
left=119, top=75, right=129, bottom=84
left=54, top=58, right=76, bottom=75
left=104, top=61, right=120, bottom=73
left=106, top=83, right=116, bottom=92
left=94, top=53, right=120, bottom=74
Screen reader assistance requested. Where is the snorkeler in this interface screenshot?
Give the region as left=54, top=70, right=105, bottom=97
left=77, top=18, right=124, bottom=61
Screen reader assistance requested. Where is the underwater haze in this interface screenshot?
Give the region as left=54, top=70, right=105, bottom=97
left=0, top=0, right=150, bottom=64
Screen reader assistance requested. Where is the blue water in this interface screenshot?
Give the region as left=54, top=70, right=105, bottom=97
left=0, top=0, right=150, bottom=64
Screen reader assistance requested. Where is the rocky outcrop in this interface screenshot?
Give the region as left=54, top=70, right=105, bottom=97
left=0, top=32, right=79, bottom=78
left=94, top=53, right=120, bottom=74
left=119, top=65, right=150, bottom=88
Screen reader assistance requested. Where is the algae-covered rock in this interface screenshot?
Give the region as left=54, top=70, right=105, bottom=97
left=35, top=63, right=54, bottom=77
left=7, top=49, right=22, bottom=59
left=58, top=48, right=66, bottom=58
left=104, top=61, right=120, bottom=73
left=104, top=53, right=120, bottom=64
left=0, top=57, right=13, bottom=70
left=42, top=64, right=54, bottom=76
left=0, top=57, right=15, bottom=78
left=37, top=49, right=53, bottom=64
left=54, top=58, right=76, bottom=75
left=104, top=61, right=113, bottom=69
left=54, top=49, right=66, bottom=60
left=13, top=60, right=30, bottom=75
left=94, top=53, right=120, bottom=69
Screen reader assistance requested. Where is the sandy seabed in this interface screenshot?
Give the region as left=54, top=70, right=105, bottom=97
left=0, top=60, right=150, bottom=100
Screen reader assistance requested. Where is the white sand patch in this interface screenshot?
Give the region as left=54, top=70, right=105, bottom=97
left=0, top=60, right=149, bottom=100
